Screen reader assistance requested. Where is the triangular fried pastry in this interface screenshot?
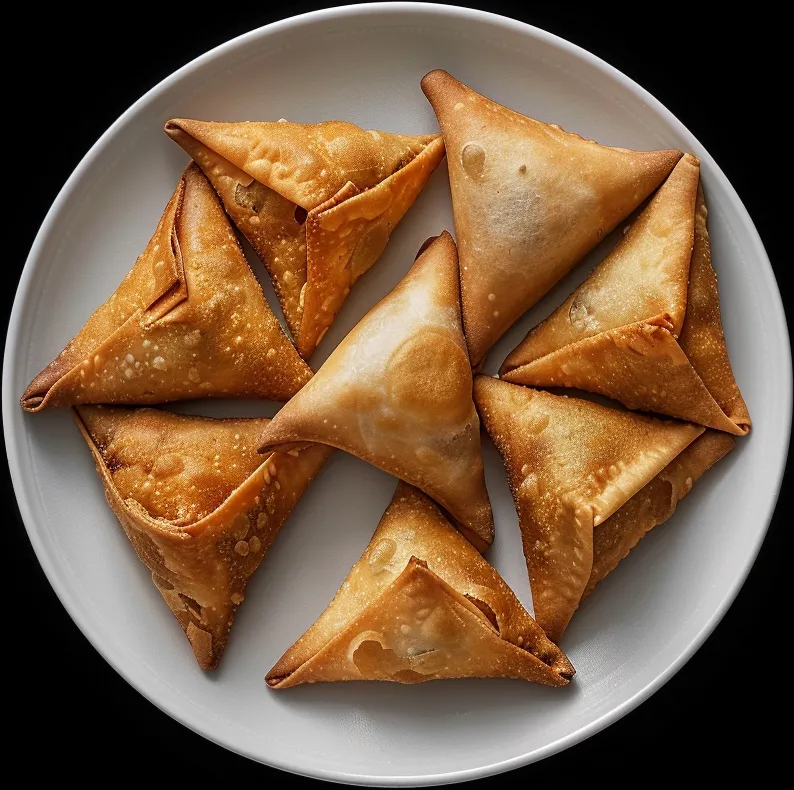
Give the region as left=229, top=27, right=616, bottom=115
left=474, top=376, right=705, bottom=642
left=22, top=166, right=312, bottom=412
left=258, top=232, right=494, bottom=550
left=500, top=155, right=750, bottom=435
left=74, top=405, right=332, bottom=669
left=421, top=69, right=682, bottom=366
left=585, top=429, right=734, bottom=599
left=267, top=483, right=574, bottom=688
left=165, top=118, right=445, bottom=357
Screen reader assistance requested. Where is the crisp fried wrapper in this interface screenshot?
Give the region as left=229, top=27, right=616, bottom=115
left=474, top=376, right=706, bottom=642
left=258, top=232, right=494, bottom=550
left=22, top=166, right=311, bottom=412
left=75, top=406, right=332, bottom=669
left=421, top=69, right=681, bottom=366
left=584, top=430, right=735, bottom=599
left=501, top=155, right=750, bottom=435
left=165, top=119, right=445, bottom=357
left=267, top=483, right=573, bottom=688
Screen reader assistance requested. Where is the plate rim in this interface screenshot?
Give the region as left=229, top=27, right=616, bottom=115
left=4, top=3, right=791, bottom=785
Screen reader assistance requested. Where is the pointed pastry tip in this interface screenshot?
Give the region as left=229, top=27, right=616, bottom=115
left=420, top=69, right=459, bottom=101
left=418, top=229, right=456, bottom=263
left=73, top=404, right=116, bottom=445
left=163, top=118, right=185, bottom=136
left=414, top=234, right=440, bottom=260
left=164, top=118, right=207, bottom=141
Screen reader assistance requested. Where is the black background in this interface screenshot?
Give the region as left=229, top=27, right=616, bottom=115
left=6, top=3, right=788, bottom=785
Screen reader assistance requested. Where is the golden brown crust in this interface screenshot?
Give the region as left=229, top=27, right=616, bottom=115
left=502, top=155, right=700, bottom=366
left=421, top=69, right=681, bottom=366
left=165, top=119, right=439, bottom=209
left=22, top=166, right=311, bottom=412
left=267, top=483, right=573, bottom=688
left=299, top=136, right=446, bottom=357
left=677, top=185, right=751, bottom=431
left=585, top=430, right=734, bottom=598
left=474, top=376, right=703, bottom=642
left=74, top=405, right=332, bottom=669
left=258, top=233, right=494, bottom=550
left=503, top=318, right=747, bottom=434
left=165, top=119, right=444, bottom=356
left=501, top=157, right=750, bottom=435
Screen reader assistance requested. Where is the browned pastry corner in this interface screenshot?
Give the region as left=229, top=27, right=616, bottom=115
left=74, top=405, right=333, bottom=669
left=165, top=118, right=445, bottom=358
left=22, top=166, right=312, bottom=412
left=474, top=376, right=732, bottom=643
left=267, top=483, right=574, bottom=688
left=500, top=155, right=750, bottom=435
left=421, top=69, right=681, bottom=367
left=584, top=429, right=735, bottom=599
left=257, top=232, right=494, bottom=551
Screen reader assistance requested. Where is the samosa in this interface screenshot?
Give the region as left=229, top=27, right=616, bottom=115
left=75, top=405, right=332, bottom=669
left=165, top=118, right=445, bottom=357
left=474, top=376, right=733, bottom=642
left=500, top=154, right=750, bottom=435
left=421, top=69, right=681, bottom=366
left=22, top=166, right=311, bottom=412
left=267, top=483, right=574, bottom=688
left=257, top=232, right=493, bottom=551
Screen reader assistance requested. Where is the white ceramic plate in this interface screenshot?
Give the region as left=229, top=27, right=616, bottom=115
left=4, top=3, right=790, bottom=785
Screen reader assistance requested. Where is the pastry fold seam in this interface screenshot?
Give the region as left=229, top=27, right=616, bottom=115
left=165, top=119, right=445, bottom=357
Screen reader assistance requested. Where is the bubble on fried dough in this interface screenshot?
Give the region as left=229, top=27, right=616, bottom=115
left=461, top=142, right=486, bottom=179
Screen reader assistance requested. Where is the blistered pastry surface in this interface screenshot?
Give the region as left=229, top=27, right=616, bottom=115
left=502, top=155, right=699, bottom=368
left=166, top=120, right=444, bottom=356
left=268, top=485, right=572, bottom=687
left=22, top=166, right=311, bottom=410
left=75, top=405, right=332, bottom=669
left=474, top=376, right=702, bottom=641
left=270, top=484, right=570, bottom=684
left=258, top=233, right=493, bottom=547
left=585, top=430, right=735, bottom=599
left=77, top=406, right=268, bottom=524
left=167, top=119, right=437, bottom=209
left=501, top=157, right=750, bottom=435
left=421, top=69, right=681, bottom=365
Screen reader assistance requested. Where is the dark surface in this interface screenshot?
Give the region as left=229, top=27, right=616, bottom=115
left=6, top=3, right=788, bottom=785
